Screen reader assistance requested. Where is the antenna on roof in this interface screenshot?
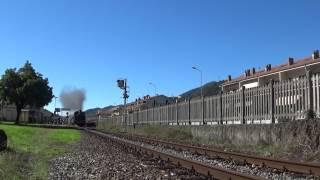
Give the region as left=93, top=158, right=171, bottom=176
left=312, top=50, right=319, bottom=60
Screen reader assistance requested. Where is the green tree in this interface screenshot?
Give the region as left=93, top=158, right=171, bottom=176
left=0, top=61, right=53, bottom=124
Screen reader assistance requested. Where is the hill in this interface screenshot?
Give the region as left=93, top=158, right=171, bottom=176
left=85, top=108, right=101, bottom=117
left=85, top=81, right=224, bottom=112
left=85, top=105, right=115, bottom=117
left=180, top=80, right=224, bottom=99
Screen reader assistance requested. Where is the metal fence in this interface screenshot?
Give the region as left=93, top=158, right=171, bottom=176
left=98, top=73, right=320, bottom=126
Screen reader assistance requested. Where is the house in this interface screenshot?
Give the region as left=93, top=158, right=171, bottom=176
left=139, top=95, right=177, bottom=110
left=0, top=103, right=51, bottom=123
left=19, top=108, right=42, bottom=123
left=0, top=104, right=16, bottom=121
left=99, top=106, right=122, bottom=118
left=127, top=95, right=177, bottom=112
left=221, top=50, right=320, bottom=92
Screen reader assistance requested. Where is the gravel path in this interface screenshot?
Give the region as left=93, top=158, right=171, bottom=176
left=49, top=133, right=205, bottom=180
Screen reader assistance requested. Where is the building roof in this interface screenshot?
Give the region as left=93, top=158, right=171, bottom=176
left=222, top=56, right=319, bottom=86
left=99, top=106, right=120, bottom=116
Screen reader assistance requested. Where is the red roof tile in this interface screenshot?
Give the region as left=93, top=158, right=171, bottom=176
left=222, top=56, right=319, bottom=86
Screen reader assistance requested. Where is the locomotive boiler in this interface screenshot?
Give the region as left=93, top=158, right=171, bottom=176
left=73, top=110, right=86, bottom=127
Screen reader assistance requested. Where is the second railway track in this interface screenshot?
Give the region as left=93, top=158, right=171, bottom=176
left=94, top=129, right=320, bottom=179
left=86, top=129, right=264, bottom=180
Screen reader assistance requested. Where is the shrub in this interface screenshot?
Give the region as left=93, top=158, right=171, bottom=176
left=305, top=109, right=316, bottom=120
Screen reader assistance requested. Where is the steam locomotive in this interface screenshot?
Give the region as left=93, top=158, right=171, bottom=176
left=73, top=110, right=96, bottom=127
left=73, top=110, right=86, bottom=127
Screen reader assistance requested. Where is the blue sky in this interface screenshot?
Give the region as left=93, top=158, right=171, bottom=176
left=0, top=0, right=319, bottom=111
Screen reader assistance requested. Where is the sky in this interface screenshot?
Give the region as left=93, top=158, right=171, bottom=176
left=0, top=0, right=320, bottom=112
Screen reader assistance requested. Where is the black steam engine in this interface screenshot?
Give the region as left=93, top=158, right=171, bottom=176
left=74, top=110, right=86, bottom=127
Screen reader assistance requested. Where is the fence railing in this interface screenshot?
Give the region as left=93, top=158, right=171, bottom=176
left=98, top=72, right=320, bottom=126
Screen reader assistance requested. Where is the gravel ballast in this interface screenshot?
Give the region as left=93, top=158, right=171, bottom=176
left=112, top=134, right=319, bottom=180
left=49, top=133, right=205, bottom=180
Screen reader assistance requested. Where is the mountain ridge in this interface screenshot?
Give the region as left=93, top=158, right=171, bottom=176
left=85, top=80, right=224, bottom=115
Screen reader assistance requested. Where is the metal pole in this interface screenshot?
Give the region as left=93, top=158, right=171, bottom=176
left=192, top=66, right=203, bottom=97
left=124, top=79, right=128, bottom=126
left=117, top=78, right=129, bottom=126
left=54, top=96, right=58, bottom=110
left=54, top=96, right=58, bottom=119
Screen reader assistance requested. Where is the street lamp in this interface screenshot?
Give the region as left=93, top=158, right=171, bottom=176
left=192, top=66, right=203, bottom=97
left=148, top=82, right=157, bottom=96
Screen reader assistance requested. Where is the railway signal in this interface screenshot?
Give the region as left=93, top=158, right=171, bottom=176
left=117, top=79, right=129, bottom=125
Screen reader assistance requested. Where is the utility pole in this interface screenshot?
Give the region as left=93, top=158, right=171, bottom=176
left=117, top=79, right=129, bottom=125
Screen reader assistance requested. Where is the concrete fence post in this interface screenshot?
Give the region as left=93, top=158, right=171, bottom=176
left=176, top=100, right=179, bottom=125
left=152, top=107, right=154, bottom=124
left=152, top=100, right=155, bottom=124
left=188, top=98, right=191, bottom=125
left=122, top=114, right=124, bottom=126
left=307, top=71, right=314, bottom=111
left=146, top=108, right=148, bottom=124
left=202, top=96, right=205, bottom=125
left=166, top=104, right=170, bottom=125
left=219, top=91, right=223, bottom=124
left=137, top=110, right=139, bottom=125
left=270, top=80, right=275, bottom=123
left=241, top=86, right=246, bottom=124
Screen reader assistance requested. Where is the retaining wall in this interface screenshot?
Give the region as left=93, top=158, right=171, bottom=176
left=178, top=119, right=320, bottom=153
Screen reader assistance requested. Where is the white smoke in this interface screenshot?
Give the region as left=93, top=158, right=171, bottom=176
left=60, top=88, right=86, bottom=110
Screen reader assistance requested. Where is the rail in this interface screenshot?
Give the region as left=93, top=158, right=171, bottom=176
left=87, top=129, right=264, bottom=180
left=106, top=131, right=320, bottom=176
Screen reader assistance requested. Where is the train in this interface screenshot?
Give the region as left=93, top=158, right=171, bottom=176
left=73, top=110, right=86, bottom=127
left=73, top=110, right=96, bottom=127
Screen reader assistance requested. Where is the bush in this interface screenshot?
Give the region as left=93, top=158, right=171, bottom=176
left=305, top=109, right=316, bottom=120
left=167, top=129, right=193, bottom=141
left=0, top=129, right=7, bottom=151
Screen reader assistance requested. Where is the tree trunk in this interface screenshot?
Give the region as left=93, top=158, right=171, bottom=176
left=15, top=107, right=21, bottom=124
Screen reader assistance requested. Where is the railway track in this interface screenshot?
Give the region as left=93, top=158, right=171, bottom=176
left=86, top=129, right=264, bottom=180
left=17, top=124, right=318, bottom=179
left=98, top=130, right=320, bottom=177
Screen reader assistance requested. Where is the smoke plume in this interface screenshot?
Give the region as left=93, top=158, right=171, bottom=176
left=60, top=88, right=86, bottom=110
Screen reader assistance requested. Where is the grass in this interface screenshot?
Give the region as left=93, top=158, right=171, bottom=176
left=0, top=124, right=81, bottom=180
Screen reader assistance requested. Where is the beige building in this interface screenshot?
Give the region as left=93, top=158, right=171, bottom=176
left=0, top=104, right=16, bottom=121
left=221, top=50, right=320, bottom=92
left=0, top=103, right=50, bottom=123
